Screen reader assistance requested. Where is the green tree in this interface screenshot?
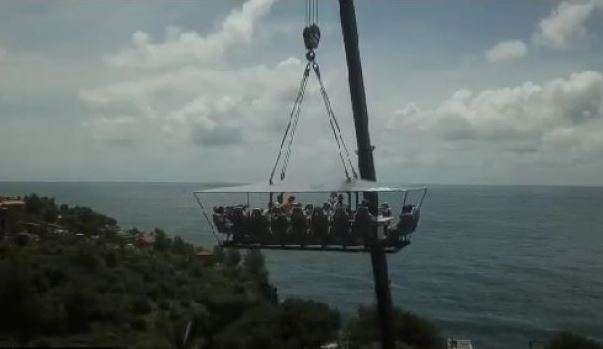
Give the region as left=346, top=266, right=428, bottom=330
left=71, top=246, right=102, bottom=273
left=63, top=287, right=98, bottom=332
left=213, top=246, right=226, bottom=263
left=214, top=299, right=340, bottom=349
left=130, top=296, right=152, bottom=315
left=126, top=227, right=142, bottom=237
left=243, top=249, right=268, bottom=283
left=547, top=332, right=603, bottom=349
left=153, top=228, right=172, bottom=253
left=0, top=261, right=41, bottom=341
left=346, top=305, right=440, bottom=349
left=224, top=249, right=241, bottom=270
left=279, top=298, right=340, bottom=348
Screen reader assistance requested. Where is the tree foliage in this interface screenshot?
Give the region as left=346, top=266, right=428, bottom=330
left=345, top=305, right=440, bottom=349
left=0, top=195, right=344, bottom=348
left=213, top=299, right=340, bottom=349
left=547, top=332, right=603, bottom=349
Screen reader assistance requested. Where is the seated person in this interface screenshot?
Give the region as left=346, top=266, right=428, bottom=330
left=322, top=202, right=332, bottom=217
left=335, top=193, right=346, bottom=210
left=230, top=206, right=249, bottom=243
left=397, top=204, right=420, bottom=235
left=310, top=207, right=329, bottom=246
left=333, top=207, right=350, bottom=245
left=304, top=204, right=314, bottom=217
left=270, top=207, right=289, bottom=245
left=249, top=208, right=269, bottom=243
left=281, top=194, right=297, bottom=215
left=380, top=202, right=392, bottom=217
left=329, top=192, right=338, bottom=207
left=212, top=206, right=228, bottom=234
left=353, top=206, right=374, bottom=247
left=290, top=206, right=308, bottom=245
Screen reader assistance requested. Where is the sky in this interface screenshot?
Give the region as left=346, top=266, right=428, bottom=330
left=1, top=0, right=603, bottom=185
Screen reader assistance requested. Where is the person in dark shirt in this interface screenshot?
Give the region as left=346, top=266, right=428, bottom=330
left=311, top=206, right=329, bottom=246
left=290, top=206, right=308, bottom=245
left=333, top=207, right=350, bottom=246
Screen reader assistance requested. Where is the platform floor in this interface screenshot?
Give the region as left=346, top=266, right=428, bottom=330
left=220, top=240, right=410, bottom=253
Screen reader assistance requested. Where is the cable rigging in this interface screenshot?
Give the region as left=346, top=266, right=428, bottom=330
left=270, top=0, right=358, bottom=185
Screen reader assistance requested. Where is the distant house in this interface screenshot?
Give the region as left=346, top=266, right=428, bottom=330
left=15, top=231, right=39, bottom=246
left=195, top=250, right=215, bottom=266
left=0, top=196, right=26, bottom=237
left=135, top=231, right=156, bottom=248
left=19, top=222, right=45, bottom=236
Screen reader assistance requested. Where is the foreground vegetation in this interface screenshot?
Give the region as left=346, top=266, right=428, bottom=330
left=0, top=195, right=341, bottom=348
left=0, top=194, right=600, bottom=348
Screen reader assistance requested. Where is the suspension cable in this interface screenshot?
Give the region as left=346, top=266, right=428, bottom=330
left=269, top=0, right=358, bottom=184
left=313, top=62, right=358, bottom=180
left=269, top=62, right=311, bottom=184
left=279, top=63, right=311, bottom=181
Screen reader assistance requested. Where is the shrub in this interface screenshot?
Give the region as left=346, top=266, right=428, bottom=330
left=547, top=332, right=603, bottom=349
left=278, top=298, right=340, bottom=348
left=131, top=318, right=147, bottom=331
left=214, top=299, right=340, bottom=349
left=153, top=228, right=171, bottom=253
left=243, top=249, right=268, bottom=283
left=224, top=249, right=241, bottom=270
left=104, top=251, right=118, bottom=268
left=0, top=261, right=42, bottom=340
left=130, top=296, right=152, bottom=315
left=71, top=248, right=102, bottom=273
left=213, top=246, right=226, bottom=263
left=63, top=287, right=98, bottom=332
left=346, top=305, right=439, bottom=349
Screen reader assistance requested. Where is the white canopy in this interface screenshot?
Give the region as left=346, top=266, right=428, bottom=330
left=195, top=179, right=426, bottom=194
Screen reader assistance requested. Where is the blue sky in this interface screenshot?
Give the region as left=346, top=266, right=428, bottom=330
left=1, top=0, right=603, bottom=185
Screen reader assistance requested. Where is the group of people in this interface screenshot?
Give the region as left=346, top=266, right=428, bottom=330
left=211, top=192, right=420, bottom=247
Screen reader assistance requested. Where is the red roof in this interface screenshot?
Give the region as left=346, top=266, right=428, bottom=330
left=0, top=199, right=25, bottom=208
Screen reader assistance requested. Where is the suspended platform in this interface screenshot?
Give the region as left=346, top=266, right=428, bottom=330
left=220, top=240, right=410, bottom=254
left=194, top=179, right=426, bottom=253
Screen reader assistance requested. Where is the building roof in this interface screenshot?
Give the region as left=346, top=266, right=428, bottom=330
left=0, top=199, right=25, bottom=208
left=136, top=232, right=156, bottom=245
left=196, top=250, right=214, bottom=257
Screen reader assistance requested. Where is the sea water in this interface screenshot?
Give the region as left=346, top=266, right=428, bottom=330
left=1, top=182, right=602, bottom=348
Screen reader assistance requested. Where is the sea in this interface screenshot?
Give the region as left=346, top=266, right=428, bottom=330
left=1, top=182, right=602, bottom=348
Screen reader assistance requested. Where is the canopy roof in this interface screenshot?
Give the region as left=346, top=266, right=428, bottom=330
left=195, top=179, right=426, bottom=194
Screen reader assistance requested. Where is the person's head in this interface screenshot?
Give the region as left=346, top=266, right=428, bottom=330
left=330, top=192, right=337, bottom=198
left=337, top=194, right=344, bottom=202
left=288, top=195, right=296, bottom=203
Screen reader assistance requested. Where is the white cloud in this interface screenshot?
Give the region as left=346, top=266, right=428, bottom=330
left=485, top=40, right=527, bottom=63
left=106, top=0, right=277, bottom=69
left=387, top=71, right=603, bottom=167
left=535, top=0, right=603, bottom=49
left=80, top=59, right=303, bottom=147
left=79, top=0, right=360, bottom=182
left=80, top=0, right=306, bottom=149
